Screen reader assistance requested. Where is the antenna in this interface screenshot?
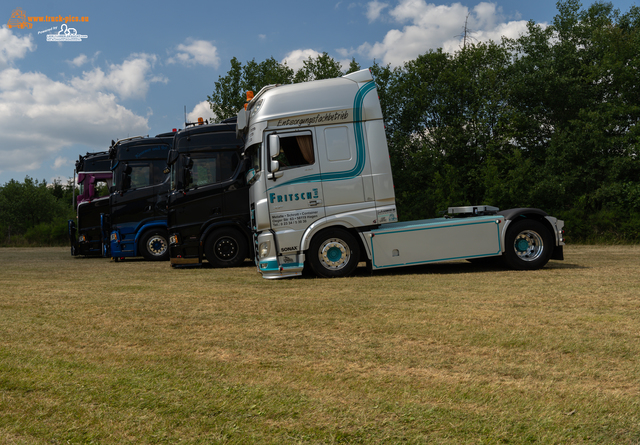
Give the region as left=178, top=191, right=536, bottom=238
left=184, top=105, right=187, bottom=128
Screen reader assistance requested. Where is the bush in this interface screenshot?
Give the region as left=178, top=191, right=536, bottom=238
left=23, top=219, right=70, bottom=246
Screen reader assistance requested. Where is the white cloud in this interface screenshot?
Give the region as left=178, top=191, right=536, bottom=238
left=359, top=1, right=532, bottom=66
left=187, top=101, right=217, bottom=124
left=0, top=25, right=35, bottom=69
left=68, top=54, right=88, bottom=67
left=66, top=51, right=101, bottom=67
left=336, top=47, right=351, bottom=58
left=70, top=53, right=166, bottom=99
left=0, top=29, right=153, bottom=175
left=366, top=1, right=389, bottom=22
left=281, top=49, right=322, bottom=71
left=53, top=156, right=70, bottom=169
left=167, top=38, right=220, bottom=68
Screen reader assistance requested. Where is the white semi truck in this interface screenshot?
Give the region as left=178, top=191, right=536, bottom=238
left=236, top=69, right=565, bottom=279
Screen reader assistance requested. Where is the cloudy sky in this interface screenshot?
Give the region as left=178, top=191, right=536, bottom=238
left=1, top=0, right=637, bottom=185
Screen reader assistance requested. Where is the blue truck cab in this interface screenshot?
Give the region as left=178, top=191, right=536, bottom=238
left=108, top=132, right=175, bottom=261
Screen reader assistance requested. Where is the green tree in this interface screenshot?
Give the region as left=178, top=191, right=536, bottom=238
left=344, top=58, right=362, bottom=75
left=293, top=52, right=344, bottom=83
left=207, top=57, right=295, bottom=121
left=504, top=1, right=640, bottom=240
left=208, top=53, right=350, bottom=121
left=0, top=177, right=71, bottom=244
left=385, top=42, right=513, bottom=220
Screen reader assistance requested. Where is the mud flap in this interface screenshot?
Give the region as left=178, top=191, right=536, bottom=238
left=551, top=245, right=564, bottom=261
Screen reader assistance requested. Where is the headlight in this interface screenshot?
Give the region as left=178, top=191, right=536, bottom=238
left=169, top=234, right=179, bottom=245
left=78, top=235, right=86, bottom=243
left=259, top=241, right=270, bottom=259
left=110, top=233, right=118, bottom=242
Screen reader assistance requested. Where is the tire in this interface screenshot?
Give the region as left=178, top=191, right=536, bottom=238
left=307, top=228, right=360, bottom=278
left=140, top=229, right=169, bottom=261
left=502, top=219, right=553, bottom=270
left=204, top=228, right=248, bottom=268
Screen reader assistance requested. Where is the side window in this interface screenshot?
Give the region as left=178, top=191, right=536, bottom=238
left=94, top=180, right=110, bottom=198
left=152, top=160, right=169, bottom=185
left=189, top=157, right=217, bottom=188
left=127, top=160, right=168, bottom=190
left=275, top=134, right=314, bottom=170
left=187, top=152, right=239, bottom=189
left=130, top=165, right=151, bottom=188
left=219, top=151, right=239, bottom=181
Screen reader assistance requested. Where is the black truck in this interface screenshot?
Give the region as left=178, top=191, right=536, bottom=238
left=108, top=132, right=175, bottom=260
left=69, top=151, right=113, bottom=256
left=166, top=119, right=251, bottom=267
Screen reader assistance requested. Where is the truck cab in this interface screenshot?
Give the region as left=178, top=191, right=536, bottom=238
left=68, top=151, right=112, bottom=256
left=166, top=119, right=251, bottom=267
left=108, top=132, right=174, bottom=260
left=237, top=69, right=565, bottom=279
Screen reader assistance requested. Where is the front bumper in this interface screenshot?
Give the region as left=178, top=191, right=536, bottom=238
left=255, top=231, right=304, bottom=279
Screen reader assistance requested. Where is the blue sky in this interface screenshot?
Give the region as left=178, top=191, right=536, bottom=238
left=1, top=0, right=637, bottom=186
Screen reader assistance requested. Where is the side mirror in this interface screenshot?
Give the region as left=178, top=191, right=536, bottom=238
left=268, top=134, right=280, bottom=158
left=166, top=149, right=179, bottom=166
left=183, top=156, right=193, bottom=188
left=183, top=168, right=192, bottom=188
left=246, top=168, right=256, bottom=185
left=268, top=160, right=283, bottom=180
left=121, top=164, right=132, bottom=190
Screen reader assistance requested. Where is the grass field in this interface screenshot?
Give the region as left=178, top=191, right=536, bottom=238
left=0, top=246, right=639, bottom=444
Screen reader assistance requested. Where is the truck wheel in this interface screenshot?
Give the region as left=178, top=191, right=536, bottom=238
left=502, top=219, right=553, bottom=270
left=308, top=228, right=360, bottom=278
left=204, top=228, right=247, bottom=268
left=140, top=229, right=169, bottom=261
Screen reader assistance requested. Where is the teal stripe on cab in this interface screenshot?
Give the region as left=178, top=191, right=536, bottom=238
left=268, top=80, right=376, bottom=190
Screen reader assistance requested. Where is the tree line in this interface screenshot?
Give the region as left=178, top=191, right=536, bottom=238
left=2, top=0, right=638, bottom=245
left=208, top=0, right=640, bottom=243
left=0, top=177, right=75, bottom=246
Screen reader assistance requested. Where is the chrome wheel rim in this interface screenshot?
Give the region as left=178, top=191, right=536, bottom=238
left=147, top=235, right=167, bottom=257
left=513, top=230, right=544, bottom=262
left=319, top=238, right=350, bottom=270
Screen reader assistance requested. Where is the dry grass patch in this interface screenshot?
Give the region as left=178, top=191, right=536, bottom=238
left=1, top=246, right=639, bottom=443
